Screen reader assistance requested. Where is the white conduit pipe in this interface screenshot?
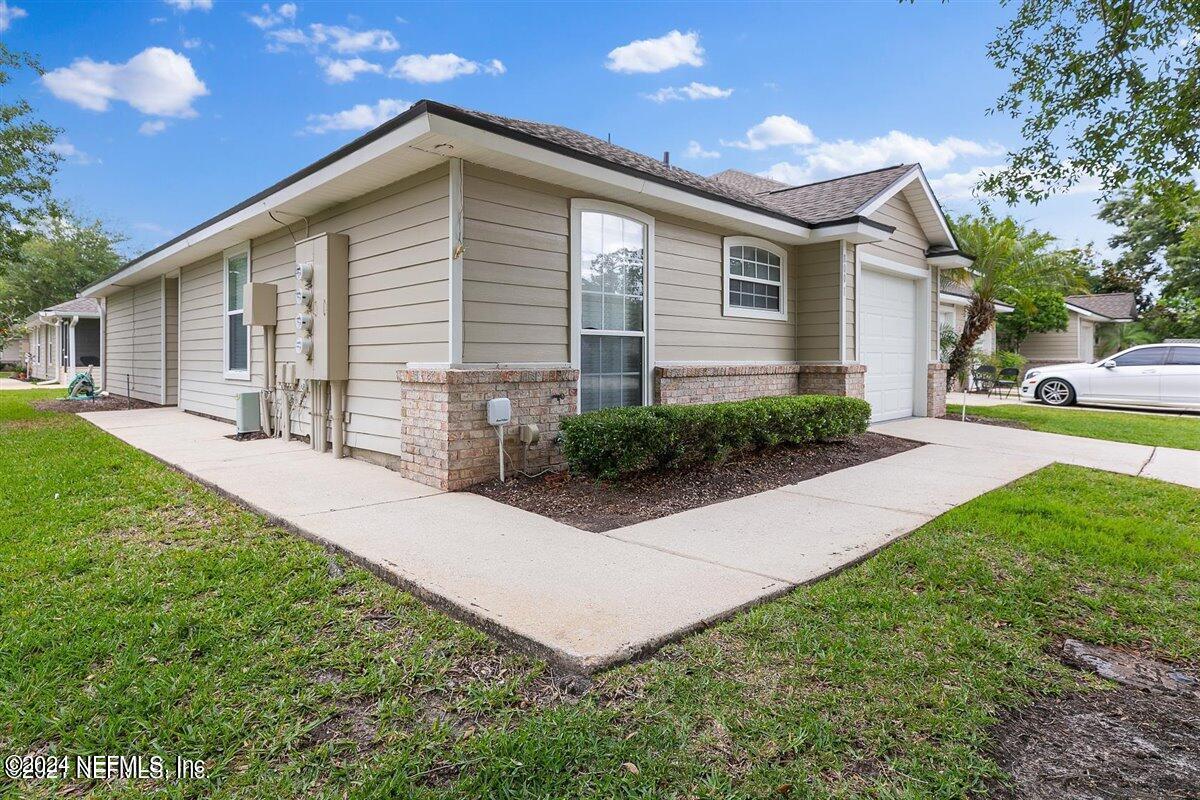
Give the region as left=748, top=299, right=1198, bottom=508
left=261, top=326, right=275, bottom=436
left=331, top=379, right=345, bottom=458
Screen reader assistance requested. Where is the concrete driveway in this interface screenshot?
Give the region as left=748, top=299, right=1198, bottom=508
left=80, top=408, right=1199, bottom=673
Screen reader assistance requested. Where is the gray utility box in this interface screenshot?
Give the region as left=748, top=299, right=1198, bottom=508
left=294, top=232, right=349, bottom=382
left=235, top=390, right=262, bottom=434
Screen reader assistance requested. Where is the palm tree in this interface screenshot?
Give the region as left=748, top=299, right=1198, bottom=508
left=943, top=214, right=1085, bottom=386
left=1096, top=321, right=1156, bottom=358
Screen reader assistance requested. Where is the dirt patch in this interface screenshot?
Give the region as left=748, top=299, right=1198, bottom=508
left=469, top=433, right=921, bottom=532
left=300, top=698, right=378, bottom=752
left=940, top=413, right=1030, bottom=430
left=224, top=431, right=270, bottom=442
left=34, top=395, right=160, bottom=413
left=990, top=642, right=1200, bottom=799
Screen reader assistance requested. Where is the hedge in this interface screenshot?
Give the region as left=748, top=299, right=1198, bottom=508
left=560, top=394, right=871, bottom=479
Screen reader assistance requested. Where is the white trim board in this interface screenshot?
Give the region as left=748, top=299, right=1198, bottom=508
left=856, top=165, right=956, bottom=249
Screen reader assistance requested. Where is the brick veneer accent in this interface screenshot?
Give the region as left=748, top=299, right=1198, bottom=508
left=927, top=363, right=949, bottom=418
left=394, top=368, right=578, bottom=490
left=654, top=363, right=866, bottom=405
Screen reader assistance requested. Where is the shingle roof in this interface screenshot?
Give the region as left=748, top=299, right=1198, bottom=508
left=1064, top=292, right=1136, bottom=320
left=709, top=169, right=791, bottom=195
left=45, top=298, right=101, bottom=315
left=436, top=103, right=796, bottom=223
left=755, top=165, right=916, bottom=224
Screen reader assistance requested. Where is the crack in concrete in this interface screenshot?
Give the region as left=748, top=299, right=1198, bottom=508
left=1136, top=447, right=1158, bottom=477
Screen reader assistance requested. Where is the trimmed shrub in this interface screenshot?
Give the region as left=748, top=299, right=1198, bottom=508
left=561, top=394, right=871, bottom=479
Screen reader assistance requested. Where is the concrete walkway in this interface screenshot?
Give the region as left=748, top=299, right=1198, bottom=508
left=872, top=416, right=1200, bottom=489
left=0, top=377, right=40, bottom=390
left=79, top=407, right=1199, bottom=673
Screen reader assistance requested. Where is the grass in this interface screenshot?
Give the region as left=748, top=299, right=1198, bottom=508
left=948, top=401, right=1200, bottom=451
left=2, top=388, right=1198, bottom=798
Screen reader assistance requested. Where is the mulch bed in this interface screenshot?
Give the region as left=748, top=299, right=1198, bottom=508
left=941, top=413, right=1030, bottom=430
left=469, top=433, right=921, bottom=532
left=989, top=640, right=1200, bottom=799
left=34, top=395, right=160, bottom=414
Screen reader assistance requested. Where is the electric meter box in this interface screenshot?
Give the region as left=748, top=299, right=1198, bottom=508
left=293, top=232, right=349, bottom=381
left=242, top=282, right=278, bottom=327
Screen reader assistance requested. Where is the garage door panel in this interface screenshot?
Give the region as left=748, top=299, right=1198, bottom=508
left=861, top=269, right=917, bottom=422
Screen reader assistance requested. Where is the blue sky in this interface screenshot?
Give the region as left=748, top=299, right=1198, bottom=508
left=4, top=0, right=1115, bottom=258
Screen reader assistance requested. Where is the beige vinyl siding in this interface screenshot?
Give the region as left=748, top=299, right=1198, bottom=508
left=103, top=280, right=164, bottom=402
left=462, top=164, right=570, bottom=364
left=862, top=193, right=938, bottom=360
left=1021, top=312, right=1081, bottom=361
left=103, top=288, right=134, bottom=396
left=460, top=164, right=797, bottom=366
left=842, top=242, right=856, bottom=360
left=794, top=241, right=842, bottom=361
left=164, top=277, right=179, bottom=404
left=178, top=166, right=450, bottom=456
left=655, top=213, right=796, bottom=363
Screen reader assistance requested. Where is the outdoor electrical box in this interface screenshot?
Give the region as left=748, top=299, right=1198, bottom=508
left=486, top=397, right=512, bottom=426
left=293, top=232, right=349, bottom=381
left=243, top=282, right=277, bottom=327
left=235, top=391, right=262, bottom=433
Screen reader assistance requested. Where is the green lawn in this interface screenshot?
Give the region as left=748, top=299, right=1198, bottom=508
left=948, top=401, right=1200, bottom=451
left=3, top=389, right=1199, bottom=799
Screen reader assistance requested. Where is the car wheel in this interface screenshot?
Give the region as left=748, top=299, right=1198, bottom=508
left=1038, top=378, right=1075, bottom=406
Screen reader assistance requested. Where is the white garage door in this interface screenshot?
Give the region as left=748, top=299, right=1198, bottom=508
left=860, top=268, right=917, bottom=422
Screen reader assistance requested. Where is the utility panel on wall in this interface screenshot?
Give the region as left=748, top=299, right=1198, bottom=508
left=293, top=232, right=349, bottom=382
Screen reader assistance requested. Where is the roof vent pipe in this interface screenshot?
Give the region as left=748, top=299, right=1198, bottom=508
left=663, top=151, right=670, bottom=167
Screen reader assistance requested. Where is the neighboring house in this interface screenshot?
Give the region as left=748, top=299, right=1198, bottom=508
left=1, top=337, right=21, bottom=368
left=23, top=298, right=103, bottom=384
left=937, top=280, right=1013, bottom=357
left=79, top=99, right=973, bottom=490
left=1020, top=292, right=1136, bottom=367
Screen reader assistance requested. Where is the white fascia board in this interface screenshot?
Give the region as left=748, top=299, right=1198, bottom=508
left=1065, top=302, right=1110, bottom=321
left=857, top=165, right=957, bottom=248
left=84, top=115, right=434, bottom=297
left=928, top=253, right=973, bottom=269
left=859, top=251, right=929, bottom=280
left=427, top=115, right=813, bottom=243
left=807, top=221, right=892, bottom=244
left=938, top=292, right=971, bottom=307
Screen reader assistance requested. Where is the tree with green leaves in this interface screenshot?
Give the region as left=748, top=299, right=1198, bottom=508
left=996, top=287, right=1070, bottom=351
left=0, top=43, right=60, bottom=265
left=944, top=214, right=1086, bottom=386
left=0, top=208, right=125, bottom=340
left=978, top=0, right=1200, bottom=204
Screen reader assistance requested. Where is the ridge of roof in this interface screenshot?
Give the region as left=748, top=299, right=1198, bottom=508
left=761, top=163, right=916, bottom=195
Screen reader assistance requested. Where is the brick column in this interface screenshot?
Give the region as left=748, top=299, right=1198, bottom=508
left=927, top=363, right=948, bottom=417
left=395, top=368, right=578, bottom=490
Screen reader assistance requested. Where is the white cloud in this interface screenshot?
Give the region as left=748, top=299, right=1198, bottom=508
left=684, top=140, right=719, bottom=159
left=311, top=23, right=399, bottom=54
left=319, top=57, right=382, bottom=84
left=42, top=47, right=208, bottom=118
left=723, top=115, right=815, bottom=151
left=800, top=131, right=1004, bottom=179
left=389, top=53, right=504, bottom=83
left=930, top=162, right=1103, bottom=202
left=247, top=2, right=296, bottom=29
left=303, top=98, right=412, bottom=134
left=266, top=23, right=399, bottom=54
left=606, top=30, right=704, bottom=74
left=164, top=0, right=212, bottom=11
left=0, top=1, right=27, bottom=32
left=139, top=119, right=169, bottom=136
left=644, top=81, right=732, bottom=103
left=181, top=37, right=202, bottom=49
left=48, top=138, right=96, bottom=165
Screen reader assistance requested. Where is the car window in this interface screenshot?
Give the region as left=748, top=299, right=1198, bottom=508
left=1166, top=347, right=1200, bottom=366
left=1112, top=347, right=1169, bottom=366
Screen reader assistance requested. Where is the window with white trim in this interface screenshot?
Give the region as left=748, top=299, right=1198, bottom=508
left=723, top=237, right=787, bottom=320
left=575, top=205, right=650, bottom=412
left=223, top=245, right=250, bottom=378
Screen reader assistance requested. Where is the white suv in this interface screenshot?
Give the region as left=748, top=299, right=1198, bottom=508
left=1020, top=343, right=1200, bottom=411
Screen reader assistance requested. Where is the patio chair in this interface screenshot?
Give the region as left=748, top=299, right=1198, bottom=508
left=971, top=365, right=998, bottom=396
left=996, top=367, right=1020, bottom=398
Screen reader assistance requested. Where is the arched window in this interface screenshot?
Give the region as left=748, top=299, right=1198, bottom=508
left=723, top=236, right=787, bottom=321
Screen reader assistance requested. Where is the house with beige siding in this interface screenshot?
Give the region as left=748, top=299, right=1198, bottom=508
left=80, top=100, right=973, bottom=490
left=937, top=281, right=1013, bottom=359
left=1020, top=292, right=1136, bottom=367
left=21, top=298, right=103, bottom=384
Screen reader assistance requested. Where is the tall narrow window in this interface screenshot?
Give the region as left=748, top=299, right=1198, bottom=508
left=574, top=204, right=651, bottom=413
left=224, top=245, right=250, bottom=378
left=723, top=236, right=787, bottom=321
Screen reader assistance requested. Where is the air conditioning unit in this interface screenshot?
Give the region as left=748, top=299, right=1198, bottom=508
left=235, top=390, right=262, bottom=434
